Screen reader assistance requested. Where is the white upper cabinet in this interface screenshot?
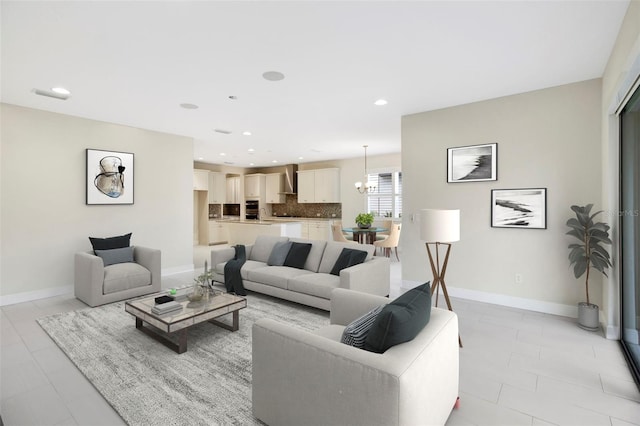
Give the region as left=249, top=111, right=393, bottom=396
left=297, top=168, right=340, bottom=203
left=265, top=173, right=285, bottom=203
left=208, top=172, right=226, bottom=204
left=226, top=176, right=241, bottom=203
left=193, top=169, right=209, bottom=191
left=244, top=174, right=266, bottom=199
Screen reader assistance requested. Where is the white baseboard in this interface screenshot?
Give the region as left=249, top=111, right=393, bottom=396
left=0, top=264, right=196, bottom=306
left=0, top=285, right=73, bottom=307
left=402, top=280, right=578, bottom=317
left=605, top=325, right=620, bottom=340
left=162, top=264, right=194, bottom=276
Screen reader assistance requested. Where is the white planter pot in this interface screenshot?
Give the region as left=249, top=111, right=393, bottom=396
left=577, top=302, right=599, bottom=331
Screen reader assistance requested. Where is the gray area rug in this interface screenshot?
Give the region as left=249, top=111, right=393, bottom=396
left=37, top=292, right=329, bottom=426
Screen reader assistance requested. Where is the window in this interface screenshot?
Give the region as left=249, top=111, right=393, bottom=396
left=366, top=171, right=402, bottom=218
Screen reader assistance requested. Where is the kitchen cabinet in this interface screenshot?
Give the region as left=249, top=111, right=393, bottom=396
left=208, top=172, right=226, bottom=204
left=297, top=168, right=340, bottom=203
left=244, top=174, right=266, bottom=198
left=193, top=169, right=209, bottom=191
left=208, top=221, right=229, bottom=245
left=226, top=176, right=241, bottom=203
left=307, top=221, right=330, bottom=240
left=265, top=173, right=285, bottom=203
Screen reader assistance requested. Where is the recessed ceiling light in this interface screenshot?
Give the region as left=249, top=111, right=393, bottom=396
left=220, top=153, right=226, bottom=156
left=248, top=148, right=255, bottom=152
left=33, top=88, right=69, bottom=100
left=180, top=103, right=199, bottom=109
left=262, top=71, right=285, bottom=81
left=374, top=99, right=388, bottom=106
left=51, top=87, right=71, bottom=95
left=298, top=156, right=304, bottom=160
left=243, top=131, right=252, bottom=136
left=249, top=162, right=255, bottom=166
left=198, top=157, right=203, bottom=160
left=272, top=160, right=278, bottom=163
left=214, top=129, right=232, bottom=134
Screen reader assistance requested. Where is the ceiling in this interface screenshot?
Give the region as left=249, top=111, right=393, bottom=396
left=0, top=1, right=630, bottom=167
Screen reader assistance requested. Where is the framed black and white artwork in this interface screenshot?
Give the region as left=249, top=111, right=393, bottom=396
left=491, top=188, right=547, bottom=229
left=86, top=149, right=134, bottom=205
left=447, top=143, right=497, bottom=183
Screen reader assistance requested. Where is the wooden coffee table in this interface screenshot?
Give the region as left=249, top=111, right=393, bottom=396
left=125, top=291, right=247, bottom=354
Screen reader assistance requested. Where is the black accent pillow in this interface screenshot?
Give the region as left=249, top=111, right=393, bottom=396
left=330, top=248, right=368, bottom=276
left=283, top=242, right=312, bottom=269
left=89, top=233, right=132, bottom=253
left=364, top=282, right=432, bottom=354
left=267, top=241, right=292, bottom=266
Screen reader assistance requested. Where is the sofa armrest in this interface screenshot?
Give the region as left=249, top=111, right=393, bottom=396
left=74, top=252, right=105, bottom=307
left=133, top=246, right=161, bottom=292
left=329, top=288, right=389, bottom=326
left=210, top=246, right=236, bottom=267
left=339, top=257, right=390, bottom=297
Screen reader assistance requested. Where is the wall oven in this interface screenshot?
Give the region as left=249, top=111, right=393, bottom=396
left=245, top=200, right=259, bottom=220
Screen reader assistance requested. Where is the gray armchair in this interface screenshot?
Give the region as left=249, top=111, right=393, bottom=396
left=74, top=246, right=161, bottom=307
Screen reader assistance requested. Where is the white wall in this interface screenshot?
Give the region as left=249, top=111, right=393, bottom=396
left=401, top=79, right=602, bottom=316
left=0, top=104, right=194, bottom=304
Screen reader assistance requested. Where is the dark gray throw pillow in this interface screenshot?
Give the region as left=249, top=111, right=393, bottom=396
left=89, top=233, right=132, bottom=253
left=283, top=242, right=312, bottom=269
left=95, top=246, right=134, bottom=267
left=330, top=248, right=368, bottom=276
left=341, top=305, right=385, bottom=349
left=267, top=241, right=292, bottom=266
left=364, top=282, right=432, bottom=354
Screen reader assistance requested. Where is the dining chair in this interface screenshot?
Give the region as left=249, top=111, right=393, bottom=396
left=373, top=223, right=401, bottom=260
left=332, top=224, right=358, bottom=243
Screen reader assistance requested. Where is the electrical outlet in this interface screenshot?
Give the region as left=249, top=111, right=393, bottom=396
left=515, top=273, right=523, bottom=284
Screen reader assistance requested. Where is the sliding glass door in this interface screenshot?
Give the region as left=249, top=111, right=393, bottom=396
left=620, top=86, right=640, bottom=386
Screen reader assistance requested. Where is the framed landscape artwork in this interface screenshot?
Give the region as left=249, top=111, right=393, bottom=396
left=86, top=149, right=134, bottom=205
left=447, top=143, right=497, bottom=183
left=491, top=188, right=547, bottom=229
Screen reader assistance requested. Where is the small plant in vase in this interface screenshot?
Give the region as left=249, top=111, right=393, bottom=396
left=355, top=212, right=375, bottom=229
left=566, top=204, right=612, bottom=331
left=189, top=261, right=214, bottom=302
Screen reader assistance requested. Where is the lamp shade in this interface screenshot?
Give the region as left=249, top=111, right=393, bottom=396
left=420, top=209, right=460, bottom=242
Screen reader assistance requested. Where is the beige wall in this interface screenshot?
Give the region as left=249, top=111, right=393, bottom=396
left=0, top=104, right=194, bottom=304
left=600, top=0, right=640, bottom=337
left=401, top=79, right=602, bottom=315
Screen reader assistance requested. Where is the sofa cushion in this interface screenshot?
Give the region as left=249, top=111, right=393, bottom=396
left=283, top=242, right=312, bottom=269
left=267, top=241, right=292, bottom=266
left=103, top=262, right=150, bottom=295
left=214, top=260, right=266, bottom=280
left=287, top=273, right=341, bottom=299
left=289, top=238, right=326, bottom=272
left=330, top=248, right=368, bottom=276
left=89, top=233, right=131, bottom=253
left=247, top=266, right=314, bottom=290
left=318, top=242, right=375, bottom=274
left=250, top=236, right=290, bottom=263
left=341, top=305, right=385, bottom=349
left=364, top=282, right=432, bottom=354
left=95, top=246, right=134, bottom=267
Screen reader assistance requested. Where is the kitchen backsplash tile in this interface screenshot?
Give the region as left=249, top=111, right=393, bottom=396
left=270, top=194, right=341, bottom=218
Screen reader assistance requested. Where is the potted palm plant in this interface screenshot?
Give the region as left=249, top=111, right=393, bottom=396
left=566, top=204, right=612, bottom=331
left=355, top=212, right=375, bottom=229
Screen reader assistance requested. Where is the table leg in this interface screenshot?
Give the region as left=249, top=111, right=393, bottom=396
left=209, top=310, right=240, bottom=331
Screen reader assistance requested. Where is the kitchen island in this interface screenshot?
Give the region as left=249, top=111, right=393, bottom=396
left=221, top=219, right=302, bottom=245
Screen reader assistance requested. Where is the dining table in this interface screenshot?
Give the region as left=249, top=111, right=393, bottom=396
left=342, top=227, right=388, bottom=244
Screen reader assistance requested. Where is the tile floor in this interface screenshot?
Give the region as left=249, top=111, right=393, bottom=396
left=1, top=246, right=638, bottom=425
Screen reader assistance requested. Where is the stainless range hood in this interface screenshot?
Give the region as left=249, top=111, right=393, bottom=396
left=281, top=164, right=298, bottom=194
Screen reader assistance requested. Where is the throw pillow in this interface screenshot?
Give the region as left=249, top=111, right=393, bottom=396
left=330, top=248, right=368, bottom=276
left=364, top=282, right=432, bottom=354
left=341, top=305, right=385, bottom=349
left=89, top=232, right=132, bottom=253
left=283, top=242, right=312, bottom=269
left=267, top=241, right=292, bottom=266
left=95, top=246, right=134, bottom=267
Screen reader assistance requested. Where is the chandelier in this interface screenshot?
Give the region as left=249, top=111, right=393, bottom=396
left=355, top=145, right=376, bottom=194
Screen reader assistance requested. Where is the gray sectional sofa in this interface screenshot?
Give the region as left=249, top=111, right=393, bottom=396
left=210, top=235, right=390, bottom=310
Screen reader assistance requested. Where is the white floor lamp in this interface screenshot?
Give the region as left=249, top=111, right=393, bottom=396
left=420, top=209, right=462, bottom=347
